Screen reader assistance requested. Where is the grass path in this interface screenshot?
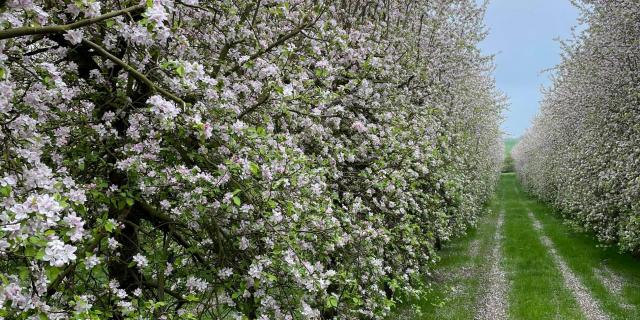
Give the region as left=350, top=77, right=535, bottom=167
left=395, top=174, right=640, bottom=319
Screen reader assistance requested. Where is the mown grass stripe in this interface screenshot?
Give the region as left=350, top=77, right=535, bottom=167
left=527, top=211, right=609, bottom=320
left=527, top=199, right=640, bottom=319
left=503, top=175, right=584, bottom=319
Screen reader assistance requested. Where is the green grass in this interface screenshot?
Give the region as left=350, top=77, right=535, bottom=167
left=393, top=173, right=640, bottom=319
left=502, top=174, right=584, bottom=319
left=527, top=190, right=640, bottom=319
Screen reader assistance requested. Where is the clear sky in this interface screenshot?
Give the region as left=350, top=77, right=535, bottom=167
left=478, top=0, right=579, bottom=137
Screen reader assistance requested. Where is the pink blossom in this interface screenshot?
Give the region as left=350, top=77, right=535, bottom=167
left=148, top=95, right=180, bottom=120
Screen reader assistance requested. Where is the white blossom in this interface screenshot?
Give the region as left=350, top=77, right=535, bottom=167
left=63, top=29, right=83, bottom=45
left=43, top=239, right=77, bottom=267
left=132, top=253, right=148, bottom=269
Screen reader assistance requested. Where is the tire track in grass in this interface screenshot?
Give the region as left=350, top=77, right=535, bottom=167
left=529, top=198, right=638, bottom=317
left=527, top=210, right=610, bottom=320
left=398, top=174, right=640, bottom=319
left=592, top=266, right=633, bottom=310
left=593, top=266, right=623, bottom=295
left=475, top=209, right=507, bottom=320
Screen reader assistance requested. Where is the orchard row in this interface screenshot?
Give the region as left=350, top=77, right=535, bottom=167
left=0, top=1, right=503, bottom=319
left=514, top=1, right=640, bottom=257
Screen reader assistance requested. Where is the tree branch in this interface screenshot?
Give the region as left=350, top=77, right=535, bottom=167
left=143, top=280, right=186, bottom=302
left=135, top=201, right=206, bottom=264
left=238, top=90, right=271, bottom=119
left=81, top=39, right=186, bottom=106
left=46, top=233, right=107, bottom=296
left=0, top=4, right=145, bottom=40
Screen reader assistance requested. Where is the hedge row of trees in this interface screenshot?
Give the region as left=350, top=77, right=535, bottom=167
left=0, top=1, right=503, bottom=318
left=513, top=0, right=640, bottom=257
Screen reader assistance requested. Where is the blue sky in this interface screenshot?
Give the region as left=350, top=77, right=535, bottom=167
left=478, top=0, right=579, bottom=137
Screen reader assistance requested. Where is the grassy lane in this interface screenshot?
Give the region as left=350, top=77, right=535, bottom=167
left=526, top=187, right=640, bottom=319
left=394, top=173, right=640, bottom=319
left=501, top=174, right=584, bottom=319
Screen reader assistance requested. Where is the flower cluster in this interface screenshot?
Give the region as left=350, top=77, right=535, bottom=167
left=0, top=0, right=503, bottom=318
left=513, top=0, right=640, bottom=256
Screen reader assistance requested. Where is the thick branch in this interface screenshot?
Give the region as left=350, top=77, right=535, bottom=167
left=0, top=4, right=145, bottom=40
left=82, top=39, right=186, bottom=106
left=238, top=90, right=271, bottom=119
left=135, top=201, right=206, bottom=264
left=143, top=280, right=186, bottom=302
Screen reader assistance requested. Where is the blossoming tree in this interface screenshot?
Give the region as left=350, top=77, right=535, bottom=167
left=513, top=0, right=640, bottom=258
left=0, top=0, right=503, bottom=318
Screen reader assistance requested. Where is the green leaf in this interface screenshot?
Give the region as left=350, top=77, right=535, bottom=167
left=249, top=162, right=260, bottom=176
left=24, top=246, right=37, bottom=257
left=45, top=266, right=61, bottom=281
left=58, top=198, right=69, bottom=209
left=185, top=294, right=200, bottom=302
left=315, top=68, right=328, bottom=77
left=17, top=266, right=29, bottom=281
left=232, top=196, right=241, bottom=206
left=176, top=65, right=185, bottom=77
left=326, top=296, right=338, bottom=308
left=125, top=198, right=135, bottom=207
left=0, top=185, right=11, bottom=197
left=389, top=278, right=399, bottom=291
left=104, top=220, right=116, bottom=233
